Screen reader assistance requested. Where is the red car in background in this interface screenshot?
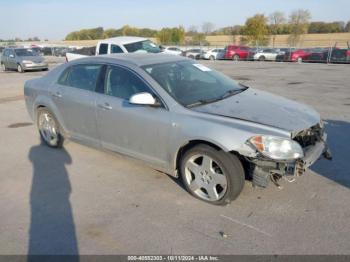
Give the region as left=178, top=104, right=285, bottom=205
left=223, top=45, right=250, bottom=60
left=276, top=48, right=312, bottom=62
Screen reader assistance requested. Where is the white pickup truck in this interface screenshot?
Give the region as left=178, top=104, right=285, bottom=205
left=66, top=36, right=161, bottom=62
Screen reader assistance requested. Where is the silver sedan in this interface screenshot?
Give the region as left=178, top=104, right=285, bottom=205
left=24, top=54, right=331, bottom=205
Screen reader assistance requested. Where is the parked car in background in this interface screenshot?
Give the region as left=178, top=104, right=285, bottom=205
left=1, top=47, right=48, bottom=72
left=66, top=36, right=161, bottom=62
left=223, top=45, right=250, bottom=60
left=24, top=53, right=331, bottom=205
left=53, top=47, right=73, bottom=57
left=183, top=49, right=205, bottom=60
left=276, top=48, right=312, bottom=62
left=253, top=48, right=281, bottom=61
left=327, top=48, right=350, bottom=63
left=307, top=48, right=330, bottom=63
left=161, top=46, right=183, bottom=56
left=202, top=48, right=224, bottom=60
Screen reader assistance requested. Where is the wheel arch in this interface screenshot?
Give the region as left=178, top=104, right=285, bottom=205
left=32, top=99, right=68, bottom=134
left=174, top=139, right=230, bottom=174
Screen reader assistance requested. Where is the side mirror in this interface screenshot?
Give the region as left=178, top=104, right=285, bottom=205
left=129, top=92, right=161, bottom=107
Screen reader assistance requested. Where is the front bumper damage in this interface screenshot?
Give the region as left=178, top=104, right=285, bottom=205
left=248, top=131, right=332, bottom=188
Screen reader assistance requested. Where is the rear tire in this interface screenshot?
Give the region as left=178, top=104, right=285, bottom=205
left=1, top=63, right=6, bottom=72
left=297, top=57, right=303, bottom=63
left=37, top=108, right=64, bottom=148
left=232, top=55, right=240, bottom=61
left=189, top=55, right=195, bottom=59
left=209, top=55, right=215, bottom=61
left=180, top=144, right=245, bottom=205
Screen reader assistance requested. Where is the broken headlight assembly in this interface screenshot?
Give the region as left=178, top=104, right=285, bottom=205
left=249, top=135, right=304, bottom=160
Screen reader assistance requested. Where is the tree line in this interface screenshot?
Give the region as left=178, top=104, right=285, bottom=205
left=2, top=9, right=349, bottom=46
left=63, top=9, right=349, bottom=46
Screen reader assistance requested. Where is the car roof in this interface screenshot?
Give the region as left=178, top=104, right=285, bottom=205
left=73, top=53, right=189, bottom=67
left=98, top=36, right=148, bottom=45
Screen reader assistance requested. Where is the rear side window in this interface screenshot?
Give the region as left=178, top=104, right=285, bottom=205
left=57, top=68, right=70, bottom=85
left=111, top=45, right=123, bottom=54
left=63, top=64, right=102, bottom=91
left=104, top=65, right=151, bottom=100
left=99, top=44, right=108, bottom=55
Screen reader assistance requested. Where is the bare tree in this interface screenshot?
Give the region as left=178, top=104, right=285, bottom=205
left=269, top=11, right=286, bottom=47
left=202, top=22, right=215, bottom=35
left=231, top=25, right=242, bottom=43
left=187, top=25, right=198, bottom=36
left=288, top=9, right=311, bottom=47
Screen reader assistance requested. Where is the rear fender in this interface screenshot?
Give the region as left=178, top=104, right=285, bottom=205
left=33, top=95, right=68, bottom=134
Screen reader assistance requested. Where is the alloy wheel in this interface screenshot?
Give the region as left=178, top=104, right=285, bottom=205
left=38, top=112, right=59, bottom=146
left=184, top=154, right=228, bottom=201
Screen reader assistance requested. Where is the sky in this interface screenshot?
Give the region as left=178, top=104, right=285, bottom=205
left=1, top=0, right=349, bottom=40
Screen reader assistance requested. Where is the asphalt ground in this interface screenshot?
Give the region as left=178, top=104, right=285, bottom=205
left=0, top=58, right=349, bottom=255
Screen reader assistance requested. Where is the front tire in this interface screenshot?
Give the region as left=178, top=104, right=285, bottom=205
left=37, top=108, right=64, bottom=148
left=1, top=63, right=6, bottom=71
left=209, top=55, right=215, bottom=61
left=259, top=56, right=266, bottom=61
left=180, top=144, right=245, bottom=205
left=232, top=54, right=240, bottom=61
left=17, top=64, right=24, bottom=73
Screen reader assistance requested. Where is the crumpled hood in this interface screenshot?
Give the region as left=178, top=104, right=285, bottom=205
left=192, top=88, right=320, bottom=133
left=20, top=56, right=44, bottom=63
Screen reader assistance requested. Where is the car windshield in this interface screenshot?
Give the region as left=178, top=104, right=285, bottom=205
left=15, top=49, right=37, bottom=56
left=143, top=61, right=247, bottom=107
left=124, top=40, right=161, bottom=53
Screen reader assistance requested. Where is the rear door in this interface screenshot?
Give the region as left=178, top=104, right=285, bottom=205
left=52, top=64, right=102, bottom=146
left=1, top=50, right=8, bottom=67
left=95, top=64, right=171, bottom=167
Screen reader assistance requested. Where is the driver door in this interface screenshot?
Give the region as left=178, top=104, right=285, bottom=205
left=95, top=65, right=172, bottom=168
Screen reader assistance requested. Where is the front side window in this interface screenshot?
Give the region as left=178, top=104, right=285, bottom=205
left=111, top=45, right=124, bottom=54
left=124, top=40, right=161, bottom=53
left=104, top=65, right=151, bottom=100
left=99, top=44, right=108, bottom=55
left=65, top=64, right=102, bottom=91
left=143, top=61, right=246, bottom=107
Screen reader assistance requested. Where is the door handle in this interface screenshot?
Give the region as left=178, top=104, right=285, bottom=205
left=98, top=103, right=112, bottom=110
left=52, top=92, right=62, bottom=98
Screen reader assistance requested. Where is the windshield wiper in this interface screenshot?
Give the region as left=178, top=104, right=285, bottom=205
left=186, top=86, right=249, bottom=108
left=186, top=98, right=221, bottom=108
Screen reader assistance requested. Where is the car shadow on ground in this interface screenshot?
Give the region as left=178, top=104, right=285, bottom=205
left=311, top=119, right=350, bottom=189
left=27, top=143, right=79, bottom=261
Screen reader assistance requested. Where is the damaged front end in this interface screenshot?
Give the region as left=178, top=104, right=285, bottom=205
left=246, top=123, right=332, bottom=188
